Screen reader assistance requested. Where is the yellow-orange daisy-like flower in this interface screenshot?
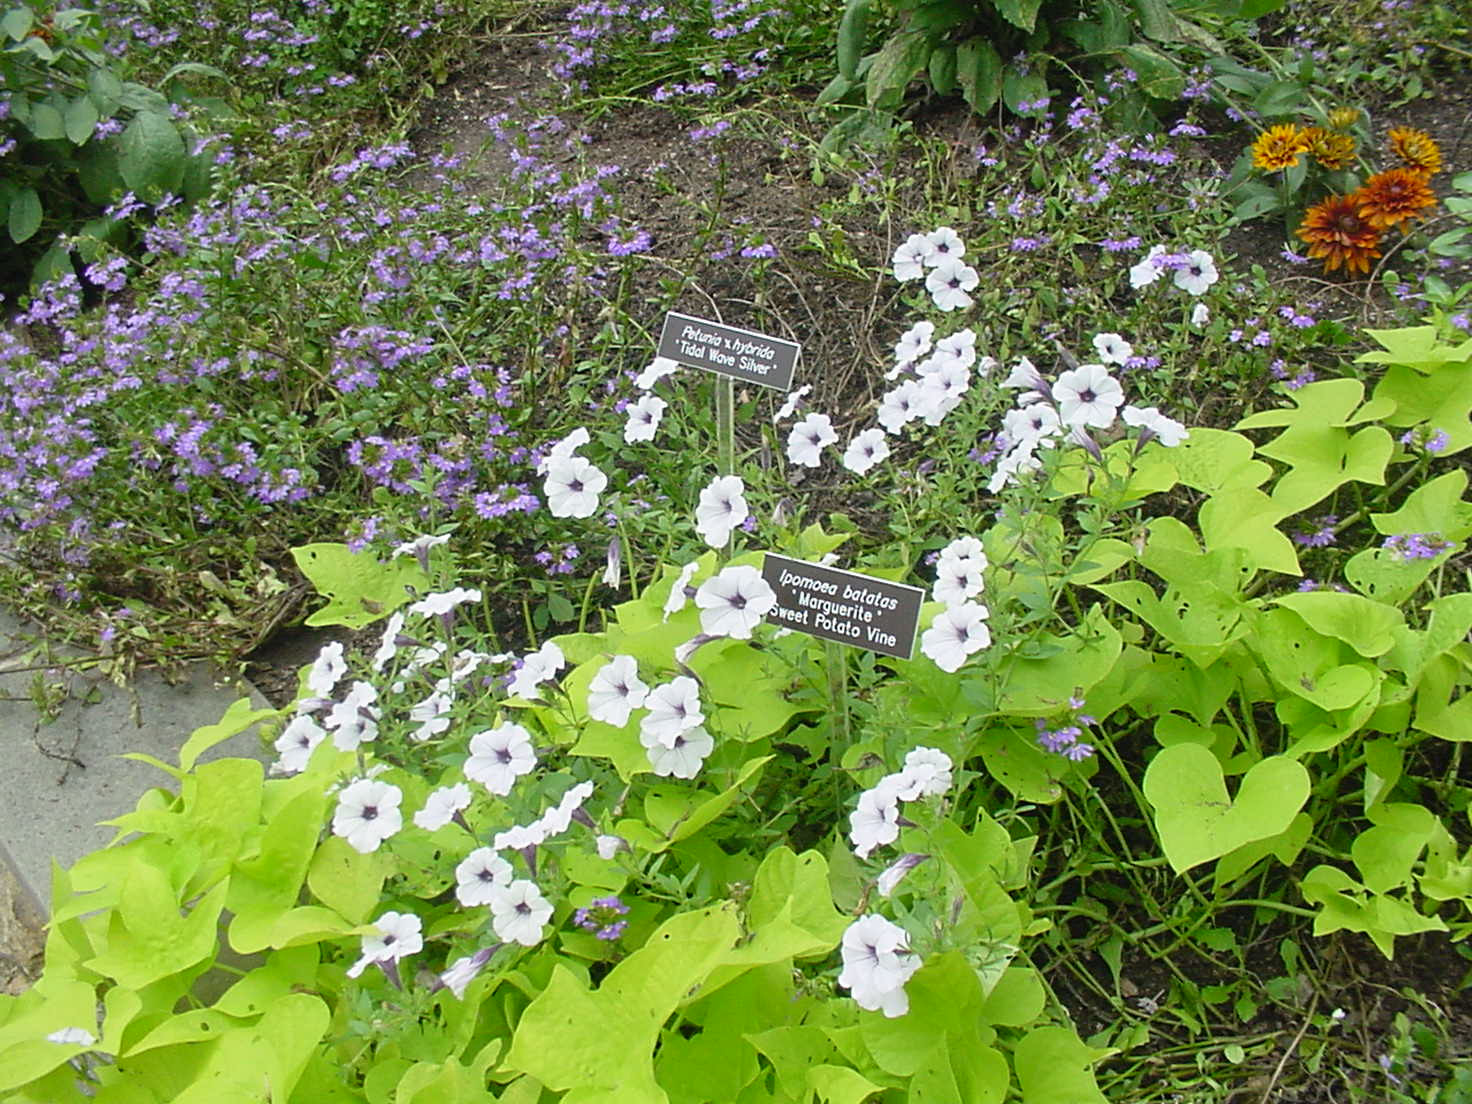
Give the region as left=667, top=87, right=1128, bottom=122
left=1353, top=168, right=1437, bottom=230
left=1302, top=126, right=1357, bottom=170
left=1326, top=106, right=1361, bottom=132
left=1387, top=126, right=1442, bottom=175
left=1252, top=124, right=1310, bottom=171
left=1297, top=194, right=1381, bottom=275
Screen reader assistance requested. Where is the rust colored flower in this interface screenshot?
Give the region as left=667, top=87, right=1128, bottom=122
left=1252, top=124, right=1310, bottom=171
left=1297, top=194, right=1381, bottom=275
left=1353, top=168, right=1437, bottom=230
left=1387, top=126, right=1443, bottom=175
left=1302, top=126, right=1357, bottom=170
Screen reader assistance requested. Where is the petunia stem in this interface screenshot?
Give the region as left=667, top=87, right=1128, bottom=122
left=716, top=376, right=736, bottom=557
left=825, top=640, right=851, bottom=748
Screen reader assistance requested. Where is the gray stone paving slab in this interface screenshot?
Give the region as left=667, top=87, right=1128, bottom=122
left=0, top=609, right=276, bottom=920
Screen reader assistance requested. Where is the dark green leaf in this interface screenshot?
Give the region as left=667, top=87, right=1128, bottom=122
left=956, top=38, right=1002, bottom=115
left=1002, top=69, right=1048, bottom=115
left=990, top=0, right=1042, bottom=33
left=1, top=7, right=32, bottom=40
left=88, top=68, right=123, bottom=114
left=1240, top=0, right=1286, bottom=16
left=836, top=0, right=869, bottom=81
left=865, top=29, right=929, bottom=109
left=1119, top=43, right=1185, bottom=100
left=116, top=82, right=170, bottom=113
left=1253, top=78, right=1306, bottom=117
left=78, top=141, right=125, bottom=203
left=159, top=60, right=230, bottom=85
left=816, top=73, right=857, bottom=105
left=118, top=110, right=187, bottom=202
left=64, top=95, right=99, bottom=145
left=928, top=44, right=957, bottom=96
left=27, top=101, right=66, bottom=141
left=1131, top=0, right=1185, bottom=41
left=32, top=243, right=74, bottom=286
left=1232, top=191, right=1281, bottom=223
left=9, top=187, right=41, bottom=243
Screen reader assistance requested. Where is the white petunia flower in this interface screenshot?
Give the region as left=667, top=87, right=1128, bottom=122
left=596, top=833, right=628, bottom=860
left=623, top=393, right=667, bottom=444
left=1174, top=250, right=1218, bottom=296
left=932, top=556, right=985, bottom=607
left=876, top=379, right=922, bottom=435
left=454, top=847, right=514, bottom=907
left=536, top=426, right=590, bottom=475
left=924, top=226, right=965, bottom=262
left=1091, top=332, right=1133, bottom=366
left=307, top=641, right=347, bottom=697
left=332, top=778, right=404, bottom=854
left=838, top=914, right=922, bottom=1018
left=1191, top=302, right=1211, bottom=328
left=918, top=360, right=970, bottom=426
left=346, top=910, right=423, bottom=979
left=273, top=714, right=326, bottom=775
left=773, top=384, right=812, bottom=423
left=1000, top=356, right=1049, bottom=404
left=439, top=946, right=497, bottom=999
left=46, top=1027, right=97, bottom=1046
left=1129, top=244, right=1167, bottom=289
left=920, top=601, right=992, bottom=673
left=893, top=320, right=935, bottom=367
left=1053, top=363, right=1124, bottom=430
left=465, top=723, right=537, bottom=796
left=933, top=328, right=977, bottom=370
left=988, top=440, right=1045, bottom=493
left=326, top=681, right=381, bottom=752
left=639, top=676, right=705, bottom=747
left=899, top=747, right=953, bottom=798
left=876, top=853, right=928, bottom=898
left=1002, top=401, right=1064, bottom=445
left=1122, top=405, right=1190, bottom=447
left=634, top=356, right=680, bottom=390
left=372, top=610, right=406, bottom=672
left=641, top=723, right=715, bottom=778
left=842, top=428, right=891, bottom=476
left=696, top=564, right=777, bottom=639
left=586, top=655, right=649, bottom=727
left=939, top=535, right=985, bottom=566
left=489, top=879, right=554, bottom=946
left=393, top=532, right=450, bottom=561
left=410, top=587, right=482, bottom=618
left=408, top=689, right=454, bottom=743
left=926, top=255, right=979, bottom=312
left=543, top=454, right=608, bottom=519
left=506, top=640, right=565, bottom=701
left=414, top=783, right=472, bottom=831
left=849, top=787, right=901, bottom=859
left=663, top=560, right=701, bottom=619
left=492, top=821, right=547, bottom=851
left=695, top=474, right=748, bottom=548
left=786, top=412, right=838, bottom=468
left=891, top=232, right=932, bottom=281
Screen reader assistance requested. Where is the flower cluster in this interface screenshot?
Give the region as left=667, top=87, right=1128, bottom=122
left=848, top=747, right=953, bottom=859
left=1035, top=695, right=1098, bottom=761
left=891, top=226, right=980, bottom=312
left=1290, top=125, right=1442, bottom=276
left=1129, top=245, right=1219, bottom=295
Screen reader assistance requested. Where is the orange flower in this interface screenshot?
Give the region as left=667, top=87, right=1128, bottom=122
left=1297, top=194, right=1381, bottom=275
left=1387, top=126, right=1442, bottom=175
left=1302, top=126, right=1356, bottom=170
left=1252, top=124, right=1310, bottom=171
left=1353, top=168, right=1437, bottom=230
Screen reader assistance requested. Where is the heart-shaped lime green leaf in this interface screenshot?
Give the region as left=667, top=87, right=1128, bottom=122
left=1144, top=745, right=1310, bottom=873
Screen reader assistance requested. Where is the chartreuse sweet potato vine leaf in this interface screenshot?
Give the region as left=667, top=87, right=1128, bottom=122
left=1143, top=744, right=1311, bottom=873
left=1236, top=378, right=1394, bottom=515
left=291, top=542, right=429, bottom=628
